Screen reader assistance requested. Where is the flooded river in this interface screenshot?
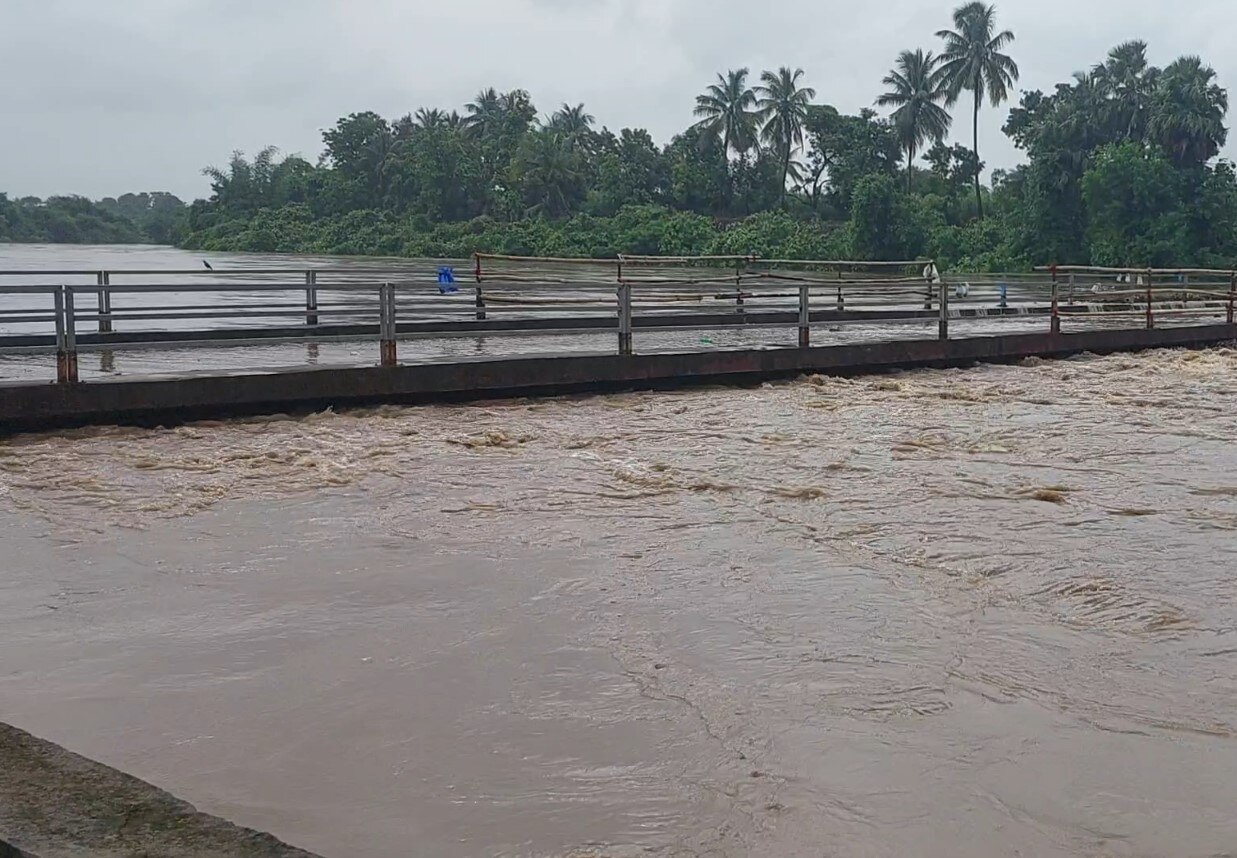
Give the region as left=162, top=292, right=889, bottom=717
left=1, top=340, right=1236, bottom=856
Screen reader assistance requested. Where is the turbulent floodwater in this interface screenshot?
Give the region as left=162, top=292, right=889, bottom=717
left=1, top=347, right=1236, bottom=857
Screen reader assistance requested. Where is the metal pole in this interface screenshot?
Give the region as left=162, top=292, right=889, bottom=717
left=938, top=279, right=949, bottom=341
left=1228, top=271, right=1235, bottom=325
left=617, top=281, right=633, bottom=355
left=58, top=286, right=79, bottom=383
left=97, top=271, right=113, bottom=333
left=1145, top=269, right=1154, bottom=330
left=54, top=285, right=68, bottom=383
left=1067, top=272, right=1075, bottom=305
left=473, top=254, right=486, bottom=321
left=305, top=271, right=318, bottom=326
left=380, top=283, right=397, bottom=367
left=798, top=283, right=810, bottom=348
left=735, top=257, right=744, bottom=314
left=1050, top=265, right=1061, bottom=334
left=836, top=269, right=844, bottom=312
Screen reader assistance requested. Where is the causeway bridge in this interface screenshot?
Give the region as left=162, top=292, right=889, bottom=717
left=1, top=255, right=1233, bottom=433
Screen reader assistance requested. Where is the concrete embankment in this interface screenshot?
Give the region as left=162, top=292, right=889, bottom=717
left=1, top=324, right=1233, bottom=434
left=0, top=722, right=321, bottom=858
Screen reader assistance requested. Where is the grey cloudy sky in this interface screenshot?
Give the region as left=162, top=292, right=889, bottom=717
left=1, top=0, right=1233, bottom=200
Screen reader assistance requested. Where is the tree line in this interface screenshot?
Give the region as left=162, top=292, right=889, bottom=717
left=4, top=2, right=1235, bottom=270
left=0, top=192, right=187, bottom=245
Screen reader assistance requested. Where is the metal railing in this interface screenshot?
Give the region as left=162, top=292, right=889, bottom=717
left=1036, top=265, right=1237, bottom=333
left=0, top=258, right=1233, bottom=384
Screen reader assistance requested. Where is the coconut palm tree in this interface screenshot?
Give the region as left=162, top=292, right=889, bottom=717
left=936, top=2, right=1019, bottom=218
left=755, top=67, right=816, bottom=204
left=877, top=49, right=953, bottom=190
left=414, top=108, right=450, bottom=130
left=547, top=103, right=595, bottom=136
left=692, top=68, right=758, bottom=156
left=464, top=88, right=504, bottom=139
left=514, top=130, right=584, bottom=217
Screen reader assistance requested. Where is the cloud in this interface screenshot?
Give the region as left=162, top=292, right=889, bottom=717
left=1, top=0, right=1233, bottom=199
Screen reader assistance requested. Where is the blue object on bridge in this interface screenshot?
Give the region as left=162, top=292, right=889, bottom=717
left=999, top=283, right=1008, bottom=309
left=437, top=266, right=458, bottom=294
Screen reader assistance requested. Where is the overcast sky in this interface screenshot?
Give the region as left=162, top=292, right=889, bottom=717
left=2, top=0, right=1233, bottom=201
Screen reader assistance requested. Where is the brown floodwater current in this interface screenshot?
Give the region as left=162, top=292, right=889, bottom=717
left=1, top=346, right=1235, bottom=857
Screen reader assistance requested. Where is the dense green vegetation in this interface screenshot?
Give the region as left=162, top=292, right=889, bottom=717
left=5, top=3, right=1236, bottom=270
left=0, top=192, right=187, bottom=245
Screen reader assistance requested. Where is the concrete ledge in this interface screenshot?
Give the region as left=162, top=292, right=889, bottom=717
left=1, top=325, right=1233, bottom=435
left=0, top=722, right=321, bottom=858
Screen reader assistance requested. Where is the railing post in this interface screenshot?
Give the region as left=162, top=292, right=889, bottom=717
left=97, top=271, right=112, bottom=333
left=617, top=281, right=633, bottom=355
left=379, top=282, right=397, bottom=367
left=1145, top=268, right=1154, bottom=330
left=735, top=257, right=745, bottom=314
left=473, top=254, right=486, bottom=321
left=836, top=269, right=844, bottom=312
left=1050, top=265, right=1061, bottom=334
left=1067, top=272, right=1075, bottom=305
left=798, top=283, right=810, bottom=348
left=1228, top=271, right=1235, bottom=325
left=938, top=278, right=949, bottom=341
left=305, top=271, right=318, bottom=326
left=55, top=286, right=79, bottom=384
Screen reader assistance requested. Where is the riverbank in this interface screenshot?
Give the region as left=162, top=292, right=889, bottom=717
left=0, top=722, right=321, bottom=858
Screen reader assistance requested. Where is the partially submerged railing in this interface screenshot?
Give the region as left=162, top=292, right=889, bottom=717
left=1036, top=265, right=1237, bottom=332
left=0, top=258, right=1233, bottom=384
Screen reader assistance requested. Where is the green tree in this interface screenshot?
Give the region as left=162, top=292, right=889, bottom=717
left=755, top=67, right=816, bottom=205
left=321, top=112, right=394, bottom=210
left=546, top=103, right=596, bottom=139
left=587, top=128, right=670, bottom=215
left=664, top=127, right=729, bottom=215
left=848, top=173, right=938, bottom=260
left=464, top=88, right=505, bottom=139
left=1081, top=142, right=1189, bottom=265
left=1149, top=56, right=1228, bottom=166
left=803, top=106, right=901, bottom=214
left=692, top=68, right=758, bottom=156
left=878, top=49, right=953, bottom=190
left=936, top=2, right=1019, bottom=218
left=1089, top=41, right=1157, bottom=142
left=511, top=130, right=586, bottom=217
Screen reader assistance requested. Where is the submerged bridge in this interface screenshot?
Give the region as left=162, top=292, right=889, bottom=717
left=0, top=255, right=1233, bottom=433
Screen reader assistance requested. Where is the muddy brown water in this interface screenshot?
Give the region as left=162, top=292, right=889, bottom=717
left=1, top=346, right=1235, bottom=857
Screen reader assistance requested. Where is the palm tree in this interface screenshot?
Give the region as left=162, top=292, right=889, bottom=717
left=547, top=103, right=595, bottom=136
left=414, top=108, right=450, bottom=130
left=1090, top=41, right=1158, bottom=141
left=465, top=87, right=504, bottom=138
left=936, top=2, right=1019, bottom=218
left=515, top=130, right=584, bottom=217
left=365, top=131, right=395, bottom=199
left=692, top=68, right=758, bottom=156
left=755, top=67, right=816, bottom=204
left=1149, top=56, right=1228, bottom=166
left=499, top=89, right=537, bottom=131
left=877, top=49, right=953, bottom=190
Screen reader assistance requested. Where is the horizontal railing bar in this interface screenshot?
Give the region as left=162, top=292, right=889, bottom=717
left=0, top=285, right=65, bottom=294
left=0, top=315, right=58, bottom=324
left=1036, top=265, right=1237, bottom=276
left=72, top=283, right=393, bottom=294
left=71, top=308, right=382, bottom=322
